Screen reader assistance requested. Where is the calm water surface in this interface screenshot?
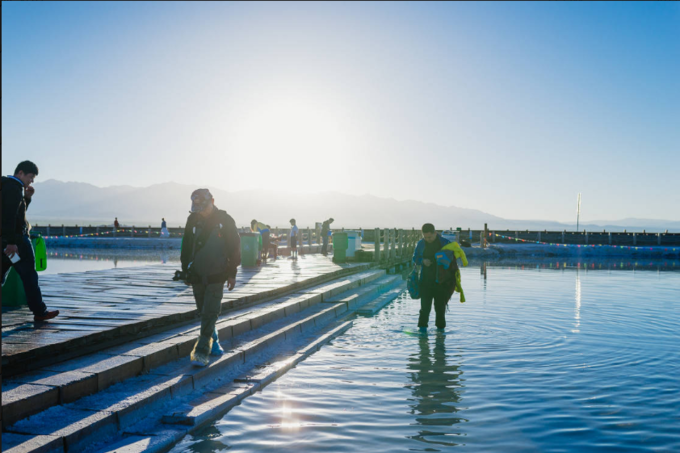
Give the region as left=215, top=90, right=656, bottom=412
left=172, top=262, right=680, bottom=452
left=42, top=248, right=180, bottom=274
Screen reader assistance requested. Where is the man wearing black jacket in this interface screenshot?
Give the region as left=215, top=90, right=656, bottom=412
left=2, top=161, right=59, bottom=321
left=180, top=189, right=241, bottom=366
left=321, top=218, right=334, bottom=256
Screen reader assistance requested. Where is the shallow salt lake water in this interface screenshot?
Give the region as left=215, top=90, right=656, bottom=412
left=172, top=261, right=680, bottom=453
left=41, top=248, right=181, bottom=274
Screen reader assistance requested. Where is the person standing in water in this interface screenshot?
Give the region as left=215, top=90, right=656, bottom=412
left=412, top=223, right=451, bottom=332
left=160, top=217, right=170, bottom=238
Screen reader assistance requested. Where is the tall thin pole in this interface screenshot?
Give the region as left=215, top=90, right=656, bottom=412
left=576, top=193, right=582, bottom=231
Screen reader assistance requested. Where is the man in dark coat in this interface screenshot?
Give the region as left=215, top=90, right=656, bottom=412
left=412, top=223, right=451, bottom=331
left=2, top=161, right=59, bottom=321
left=180, top=189, right=241, bottom=366
left=321, top=218, right=334, bottom=256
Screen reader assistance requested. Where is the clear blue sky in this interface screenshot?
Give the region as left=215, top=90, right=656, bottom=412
left=3, top=1, right=679, bottom=222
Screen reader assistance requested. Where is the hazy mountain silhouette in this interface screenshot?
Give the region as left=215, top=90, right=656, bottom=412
left=26, top=180, right=680, bottom=232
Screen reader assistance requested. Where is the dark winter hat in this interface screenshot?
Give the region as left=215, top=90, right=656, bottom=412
left=190, top=189, right=213, bottom=213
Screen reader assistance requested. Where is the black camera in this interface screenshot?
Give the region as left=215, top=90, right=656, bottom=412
left=172, top=270, right=187, bottom=281
left=172, top=263, right=193, bottom=284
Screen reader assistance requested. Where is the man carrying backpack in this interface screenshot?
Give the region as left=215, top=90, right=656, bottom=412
left=180, top=189, right=241, bottom=366
left=412, top=223, right=451, bottom=332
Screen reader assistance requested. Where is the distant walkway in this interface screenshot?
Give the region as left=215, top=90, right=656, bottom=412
left=1, top=255, right=368, bottom=377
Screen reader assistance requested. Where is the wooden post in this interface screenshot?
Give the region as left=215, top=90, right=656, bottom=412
left=484, top=223, right=488, bottom=248
left=391, top=229, right=396, bottom=260
left=131, top=226, right=135, bottom=238
left=62, top=224, right=66, bottom=236
left=562, top=231, right=565, bottom=243
left=585, top=231, right=588, bottom=245
left=374, top=228, right=381, bottom=262
left=633, top=233, right=637, bottom=245
left=383, top=228, right=388, bottom=262
left=395, top=230, right=400, bottom=257
left=399, top=229, right=405, bottom=257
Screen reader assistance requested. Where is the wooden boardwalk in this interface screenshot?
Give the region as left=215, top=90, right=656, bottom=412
left=2, top=255, right=369, bottom=377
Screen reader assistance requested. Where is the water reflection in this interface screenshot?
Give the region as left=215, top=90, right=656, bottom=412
left=43, top=248, right=181, bottom=274
left=573, top=269, right=581, bottom=333
left=48, top=248, right=181, bottom=262
left=406, top=333, right=466, bottom=447
left=470, top=258, right=679, bottom=273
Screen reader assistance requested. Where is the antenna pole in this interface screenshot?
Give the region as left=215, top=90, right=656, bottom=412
left=576, top=193, right=582, bottom=231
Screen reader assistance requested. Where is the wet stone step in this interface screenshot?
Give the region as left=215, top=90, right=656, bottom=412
left=1, top=268, right=406, bottom=453
left=2, top=270, right=386, bottom=432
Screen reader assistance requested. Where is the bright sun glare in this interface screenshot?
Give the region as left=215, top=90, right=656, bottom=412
left=231, top=96, right=348, bottom=192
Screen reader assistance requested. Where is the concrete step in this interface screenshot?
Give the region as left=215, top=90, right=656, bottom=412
left=1, top=269, right=384, bottom=430
left=2, top=272, right=388, bottom=453
left=156, top=276, right=403, bottom=431
left=3, top=260, right=371, bottom=379
left=160, top=321, right=354, bottom=429
left=356, top=286, right=405, bottom=315
left=324, top=274, right=402, bottom=310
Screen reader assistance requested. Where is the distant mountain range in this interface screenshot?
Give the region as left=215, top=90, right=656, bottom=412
left=24, top=180, right=680, bottom=232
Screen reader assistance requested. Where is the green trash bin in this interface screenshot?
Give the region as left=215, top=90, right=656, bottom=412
left=2, top=234, right=48, bottom=307
left=240, top=232, right=260, bottom=267
left=332, top=232, right=349, bottom=263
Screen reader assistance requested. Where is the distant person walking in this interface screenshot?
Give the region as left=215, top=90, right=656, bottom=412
left=180, top=189, right=241, bottom=366
left=412, top=223, right=451, bottom=332
left=289, top=218, right=299, bottom=260
left=250, top=220, right=271, bottom=264
left=321, top=218, right=334, bottom=256
left=160, top=218, right=170, bottom=238
left=2, top=161, right=59, bottom=321
left=114, top=217, right=120, bottom=229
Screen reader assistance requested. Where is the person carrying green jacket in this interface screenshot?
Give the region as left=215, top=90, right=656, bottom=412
left=412, top=223, right=450, bottom=331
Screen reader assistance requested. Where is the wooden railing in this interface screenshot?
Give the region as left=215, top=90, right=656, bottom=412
left=31, top=225, right=680, bottom=247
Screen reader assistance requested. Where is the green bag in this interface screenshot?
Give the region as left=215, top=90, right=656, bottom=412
left=2, top=234, right=48, bottom=307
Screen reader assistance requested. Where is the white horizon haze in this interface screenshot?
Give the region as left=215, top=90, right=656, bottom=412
left=23, top=179, right=680, bottom=231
